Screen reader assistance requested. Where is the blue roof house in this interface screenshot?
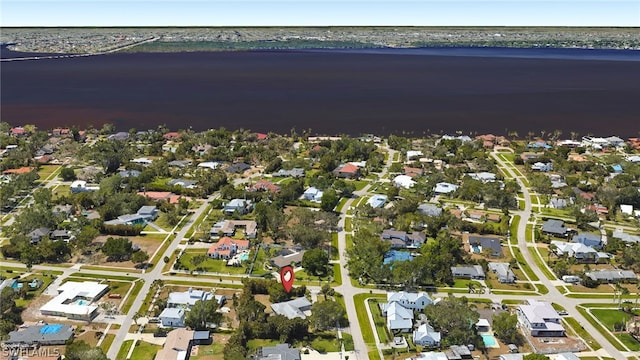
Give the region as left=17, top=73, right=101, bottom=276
left=573, top=233, right=603, bottom=249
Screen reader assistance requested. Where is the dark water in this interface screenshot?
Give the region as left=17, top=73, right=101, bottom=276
left=2, top=47, right=640, bottom=136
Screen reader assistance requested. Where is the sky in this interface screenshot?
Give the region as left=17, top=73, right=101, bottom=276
left=1, top=0, right=639, bottom=27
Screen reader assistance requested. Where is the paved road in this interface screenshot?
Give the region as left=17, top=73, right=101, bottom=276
left=106, top=193, right=215, bottom=359
left=335, top=144, right=396, bottom=360
left=492, top=150, right=625, bottom=359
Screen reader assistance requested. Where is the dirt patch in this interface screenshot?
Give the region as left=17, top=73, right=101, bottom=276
left=84, top=235, right=164, bottom=268
left=526, top=334, right=586, bottom=354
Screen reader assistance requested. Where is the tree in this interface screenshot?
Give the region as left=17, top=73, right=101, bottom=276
left=185, top=299, right=224, bottom=330
left=492, top=312, right=522, bottom=345
left=423, top=295, right=480, bottom=346
left=310, top=299, right=348, bottom=331
left=60, top=167, right=77, bottom=181
left=131, top=250, right=149, bottom=267
left=65, top=340, right=109, bottom=360
left=320, top=188, right=340, bottom=212
left=101, top=237, right=133, bottom=261
left=320, top=283, right=335, bottom=300
left=302, top=248, right=329, bottom=276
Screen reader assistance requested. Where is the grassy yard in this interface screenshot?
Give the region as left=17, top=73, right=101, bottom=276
left=354, top=293, right=386, bottom=360
left=191, top=342, right=225, bottom=359
left=345, top=217, right=352, bottom=232
left=577, top=307, right=626, bottom=351
left=335, top=197, right=349, bottom=213
left=528, top=247, right=555, bottom=281
left=99, top=334, right=115, bottom=354
left=591, top=309, right=635, bottom=332
left=295, top=264, right=341, bottom=286
left=369, top=299, right=391, bottom=344
left=615, top=333, right=640, bottom=351
left=331, top=233, right=339, bottom=260
left=178, top=251, right=249, bottom=275
left=121, top=280, right=144, bottom=314
left=129, top=340, right=162, bottom=360
left=116, top=340, right=134, bottom=360
left=512, top=248, right=539, bottom=281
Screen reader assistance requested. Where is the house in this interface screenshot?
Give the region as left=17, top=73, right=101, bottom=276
left=620, top=204, right=634, bottom=216
left=447, top=345, right=473, bottom=359
left=332, top=163, right=360, bottom=179
left=138, top=191, right=186, bottom=205
left=612, top=230, right=640, bottom=244
left=586, top=270, right=637, bottom=283
left=103, top=213, right=146, bottom=226
left=4, top=324, right=74, bottom=347
left=406, top=150, right=423, bottom=160
left=273, top=168, right=305, bottom=178
left=119, top=169, right=141, bottom=178
left=404, top=166, right=424, bottom=178
left=198, top=161, right=222, bottom=170
left=541, top=219, right=571, bottom=237
left=225, top=162, right=251, bottom=173
left=270, top=249, right=306, bottom=269
left=207, top=237, right=250, bottom=260
left=385, top=301, right=414, bottom=333
left=418, top=203, right=443, bottom=217
left=302, top=187, right=323, bottom=203
left=162, top=131, right=181, bottom=140
left=476, top=318, right=490, bottom=332
left=249, top=179, right=281, bottom=193
left=159, top=308, right=186, bottom=328
left=516, top=300, right=565, bottom=337
left=131, top=157, right=153, bottom=165
left=223, top=199, right=253, bottom=215
left=531, top=162, right=553, bottom=172
left=367, top=194, right=388, bottom=208
left=572, top=233, right=603, bottom=249
left=551, top=241, right=609, bottom=262
left=556, top=353, right=580, bottom=360
left=167, top=288, right=214, bottom=309
left=468, top=172, right=497, bottom=183
left=271, top=297, right=312, bottom=320
left=386, top=291, right=433, bottom=311
left=549, top=198, right=569, bottom=209
left=28, top=227, right=50, bottom=244
left=488, top=262, right=515, bottom=283
left=393, top=175, right=416, bottom=189
left=40, top=281, right=108, bottom=321
left=381, top=230, right=426, bottom=248
left=108, top=132, right=129, bottom=141
left=415, top=352, right=448, bottom=360
left=70, top=180, right=99, bottom=193
left=10, top=126, right=27, bottom=137
left=168, top=178, right=198, bottom=189
left=167, top=160, right=192, bottom=168
left=258, top=344, right=301, bottom=360
left=469, top=236, right=502, bottom=257
left=434, top=182, right=458, bottom=194
left=451, top=265, right=485, bottom=280
left=154, top=328, right=194, bottom=360
left=413, top=323, right=441, bottom=347
left=50, top=229, right=74, bottom=242
left=210, top=220, right=257, bottom=239
left=137, top=205, right=158, bottom=221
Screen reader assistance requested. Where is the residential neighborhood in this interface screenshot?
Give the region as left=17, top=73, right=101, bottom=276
left=1, top=122, right=640, bottom=360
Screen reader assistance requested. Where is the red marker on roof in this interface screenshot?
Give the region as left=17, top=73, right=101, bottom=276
left=280, top=265, right=294, bottom=293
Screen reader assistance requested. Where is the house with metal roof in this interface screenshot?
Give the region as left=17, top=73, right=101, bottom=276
left=367, top=194, right=388, bottom=208
left=586, top=270, right=637, bottom=283
left=258, top=343, right=301, bottom=360
left=413, top=323, right=441, bottom=347
left=40, top=281, right=108, bottom=321
left=385, top=291, right=433, bottom=311
left=572, top=233, right=603, bottom=249
left=451, top=265, right=485, bottom=280
left=4, top=323, right=74, bottom=347
left=541, top=219, right=571, bottom=237
left=516, top=300, right=565, bottom=337
left=434, top=182, right=458, bottom=194
left=488, top=262, right=515, bottom=283
left=223, top=199, right=253, bottom=215
left=468, top=236, right=502, bottom=257
left=159, top=308, right=185, bottom=328
left=418, top=203, right=443, bottom=217
left=154, top=328, right=193, bottom=360
left=167, top=288, right=214, bottom=309
left=271, top=297, right=312, bottom=320
left=384, top=301, right=414, bottom=333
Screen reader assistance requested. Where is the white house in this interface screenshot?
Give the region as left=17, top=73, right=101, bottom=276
left=393, top=175, right=416, bottom=189
left=40, top=281, right=108, bottom=321
left=197, top=161, right=222, bottom=170
left=516, top=300, right=565, bottom=337
left=137, top=205, right=159, bottom=221
left=531, top=162, right=553, bottom=172
left=302, top=187, right=323, bottom=203
left=386, top=291, right=433, bottom=311
left=271, top=297, right=312, bottom=320
left=167, top=288, right=214, bottom=309
left=70, top=180, right=99, bottom=193
left=620, top=204, right=634, bottom=216
left=159, top=308, right=185, bottom=328
left=413, top=323, right=441, bottom=347
left=131, top=157, right=153, bottom=165
left=434, top=182, right=458, bottom=194
left=407, top=150, right=424, bottom=160
left=367, top=195, right=388, bottom=208
left=385, top=302, right=413, bottom=333
left=223, top=199, right=253, bottom=215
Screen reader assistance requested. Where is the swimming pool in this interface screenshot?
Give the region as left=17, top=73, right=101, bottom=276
left=472, top=246, right=481, bottom=254
left=481, top=334, right=498, bottom=347
left=240, top=252, right=249, bottom=261
left=76, top=300, right=88, bottom=306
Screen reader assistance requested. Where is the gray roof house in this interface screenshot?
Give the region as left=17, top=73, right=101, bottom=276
left=572, top=233, right=603, bottom=249
left=168, top=178, right=198, bottom=189
left=4, top=323, right=74, bottom=347
left=549, top=198, right=568, bottom=209
left=451, top=265, right=485, bottom=280
left=413, top=323, right=441, bottom=347
left=27, top=227, right=50, bottom=244
left=488, top=262, right=515, bottom=283
left=469, top=236, right=502, bottom=257
left=541, top=219, right=570, bottom=237
left=271, top=297, right=312, bottom=320
left=223, top=199, right=253, bottom=215
left=137, top=205, right=158, bottom=221
left=258, top=344, right=301, bottom=360
left=273, top=168, right=305, bottom=178
left=586, top=270, right=637, bottom=283
left=516, top=300, right=565, bottom=337
left=418, top=203, right=443, bottom=217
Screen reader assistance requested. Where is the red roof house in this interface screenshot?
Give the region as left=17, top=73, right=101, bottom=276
left=207, top=237, right=250, bottom=260
left=333, top=163, right=360, bottom=179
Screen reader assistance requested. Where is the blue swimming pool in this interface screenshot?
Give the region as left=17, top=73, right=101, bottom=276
left=76, top=300, right=88, bottom=306
left=240, top=253, right=249, bottom=261
left=481, top=334, right=497, bottom=347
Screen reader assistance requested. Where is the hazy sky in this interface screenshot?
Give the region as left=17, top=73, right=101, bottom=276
left=1, top=0, right=639, bottom=27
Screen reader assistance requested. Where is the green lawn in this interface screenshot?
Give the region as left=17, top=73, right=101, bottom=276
left=512, top=248, right=539, bottom=281
left=130, top=340, right=162, bottom=360
left=116, top=340, right=134, bottom=360
left=295, top=264, right=341, bottom=286
left=369, top=299, right=391, bottom=344
left=99, top=334, right=115, bottom=354
left=354, top=293, right=385, bottom=360
left=345, top=217, right=352, bottom=232
left=615, top=333, right=640, bottom=351
left=591, top=309, right=634, bottom=331
left=331, top=233, right=339, bottom=260
left=190, top=342, right=225, bottom=359
left=577, top=307, right=626, bottom=351
left=335, top=197, right=349, bottom=213
left=178, top=251, right=249, bottom=274
left=528, top=248, right=555, bottom=281
left=247, top=339, right=280, bottom=351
